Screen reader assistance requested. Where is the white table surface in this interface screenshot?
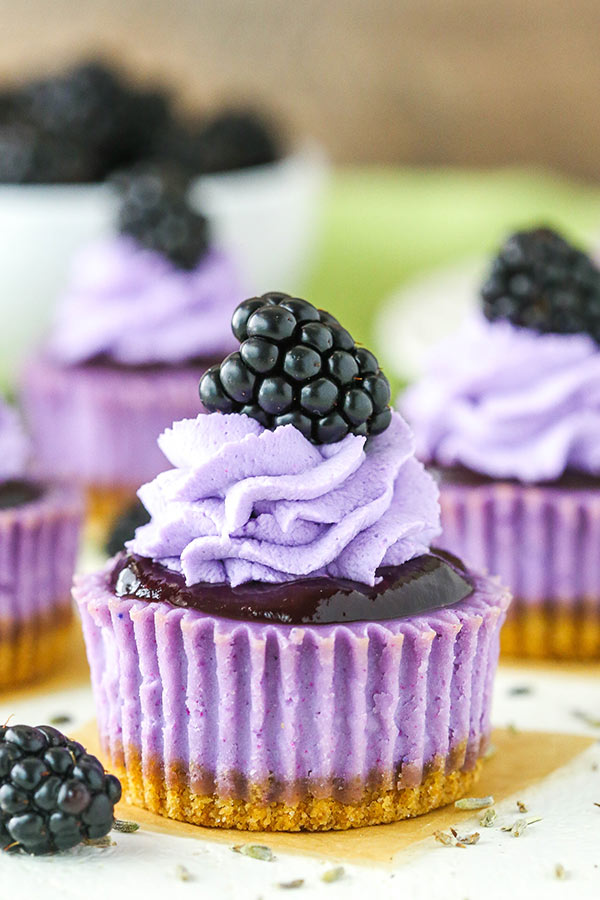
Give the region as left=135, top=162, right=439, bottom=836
left=1, top=661, right=599, bottom=900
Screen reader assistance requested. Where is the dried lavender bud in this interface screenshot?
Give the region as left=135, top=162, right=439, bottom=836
left=233, top=843, right=274, bottom=861
left=455, top=796, right=494, bottom=810
left=322, top=867, right=345, bottom=883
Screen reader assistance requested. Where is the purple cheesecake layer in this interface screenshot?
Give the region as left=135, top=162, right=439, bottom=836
left=0, top=481, right=83, bottom=624
left=21, top=356, right=208, bottom=488
left=436, top=475, right=600, bottom=610
left=75, top=565, right=509, bottom=804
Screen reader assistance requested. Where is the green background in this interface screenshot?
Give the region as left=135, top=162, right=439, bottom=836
left=307, top=167, right=600, bottom=363
left=4, top=167, right=600, bottom=400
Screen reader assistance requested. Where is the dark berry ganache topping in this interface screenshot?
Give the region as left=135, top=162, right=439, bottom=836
left=111, top=551, right=474, bottom=625
left=0, top=480, right=43, bottom=511
left=481, top=226, right=600, bottom=342
left=199, top=292, right=392, bottom=444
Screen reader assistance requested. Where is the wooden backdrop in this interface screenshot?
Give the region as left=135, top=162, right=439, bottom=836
left=0, top=0, right=599, bottom=178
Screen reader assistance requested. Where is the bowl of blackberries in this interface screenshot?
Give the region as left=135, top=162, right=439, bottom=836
left=0, top=58, right=328, bottom=379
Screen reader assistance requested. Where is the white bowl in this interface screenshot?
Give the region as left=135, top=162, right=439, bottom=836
left=190, top=142, right=329, bottom=295
left=375, top=259, right=486, bottom=385
left=1, top=143, right=328, bottom=387
left=1, top=184, right=115, bottom=386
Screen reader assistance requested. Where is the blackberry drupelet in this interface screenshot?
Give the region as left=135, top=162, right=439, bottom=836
left=199, top=293, right=392, bottom=443
left=117, top=168, right=209, bottom=269
left=105, top=500, right=151, bottom=558
left=481, top=227, right=600, bottom=342
left=0, top=724, right=121, bottom=855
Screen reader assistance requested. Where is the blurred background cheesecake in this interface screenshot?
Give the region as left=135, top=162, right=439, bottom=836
left=2, top=0, right=600, bottom=391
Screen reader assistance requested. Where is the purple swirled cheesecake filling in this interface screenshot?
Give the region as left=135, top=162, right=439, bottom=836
left=128, top=411, right=440, bottom=587
left=402, top=313, right=600, bottom=484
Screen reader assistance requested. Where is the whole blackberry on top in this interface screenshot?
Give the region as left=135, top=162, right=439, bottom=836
left=200, top=293, right=392, bottom=443
left=481, top=226, right=600, bottom=342
left=117, top=168, right=209, bottom=270
left=0, top=724, right=121, bottom=855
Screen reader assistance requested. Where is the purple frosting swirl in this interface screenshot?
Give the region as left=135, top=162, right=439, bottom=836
left=48, top=237, right=242, bottom=365
left=402, top=314, right=600, bottom=482
left=129, top=411, right=440, bottom=587
left=0, top=400, right=29, bottom=484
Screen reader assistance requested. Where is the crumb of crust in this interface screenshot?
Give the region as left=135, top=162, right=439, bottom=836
left=501, top=608, right=600, bottom=661
left=0, top=613, right=73, bottom=689
left=108, top=757, right=484, bottom=832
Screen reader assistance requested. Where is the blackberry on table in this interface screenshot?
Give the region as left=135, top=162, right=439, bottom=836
left=481, top=226, right=600, bottom=342
left=116, top=167, right=209, bottom=269
left=199, top=293, right=392, bottom=444
left=105, top=499, right=151, bottom=558
left=0, top=724, right=121, bottom=855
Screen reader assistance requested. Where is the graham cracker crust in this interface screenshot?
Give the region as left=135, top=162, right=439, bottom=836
left=109, top=749, right=483, bottom=832
left=0, top=604, right=73, bottom=690
left=86, top=485, right=137, bottom=546
left=501, top=604, right=600, bottom=660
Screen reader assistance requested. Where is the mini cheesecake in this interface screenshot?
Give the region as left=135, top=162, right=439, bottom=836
left=0, top=476, right=82, bottom=688
left=76, top=549, right=508, bottom=831
left=21, top=172, right=242, bottom=544
left=403, top=228, right=600, bottom=660
left=75, top=294, right=510, bottom=831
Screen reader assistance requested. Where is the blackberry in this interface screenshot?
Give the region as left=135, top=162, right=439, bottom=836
left=159, top=109, right=281, bottom=175
left=199, top=293, right=392, bottom=444
left=0, top=724, right=121, bottom=855
left=0, top=120, right=98, bottom=184
left=105, top=499, right=151, bottom=558
left=19, top=62, right=129, bottom=166
left=0, top=91, right=16, bottom=119
left=481, top=227, right=600, bottom=342
left=119, top=88, right=173, bottom=167
left=16, top=61, right=175, bottom=179
left=116, top=167, right=209, bottom=269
